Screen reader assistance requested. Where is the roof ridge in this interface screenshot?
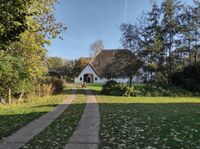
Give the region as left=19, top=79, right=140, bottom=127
left=88, top=63, right=101, bottom=78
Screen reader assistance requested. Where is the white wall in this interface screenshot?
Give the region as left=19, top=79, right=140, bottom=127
left=111, top=78, right=129, bottom=83
left=75, top=64, right=104, bottom=83
left=75, top=64, right=135, bottom=84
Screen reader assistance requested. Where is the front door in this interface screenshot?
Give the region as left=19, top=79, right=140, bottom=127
left=83, top=74, right=94, bottom=83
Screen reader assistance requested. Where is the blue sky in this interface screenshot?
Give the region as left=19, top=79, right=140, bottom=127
left=47, top=0, right=194, bottom=60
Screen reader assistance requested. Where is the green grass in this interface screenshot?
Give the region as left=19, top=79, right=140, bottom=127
left=0, top=88, right=71, bottom=140
left=22, top=89, right=86, bottom=149
left=97, top=95, right=200, bottom=148
left=87, top=83, right=102, bottom=94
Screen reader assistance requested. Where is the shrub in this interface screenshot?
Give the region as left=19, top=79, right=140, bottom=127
left=101, top=80, right=119, bottom=95
left=101, top=80, right=134, bottom=96
left=133, top=84, right=196, bottom=97
left=171, top=63, right=200, bottom=93
left=52, top=79, right=64, bottom=93
left=101, top=81, right=197, bottom=97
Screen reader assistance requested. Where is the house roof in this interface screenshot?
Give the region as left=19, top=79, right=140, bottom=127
left=87, top=63, right=101, bottom=78
left=89, top=49, right=130, bottom=64
left=76, top=49, right=142, bottom=79
left=77, top=63, right=101, bottom=78
left=89, top=49, right=133, bottom=78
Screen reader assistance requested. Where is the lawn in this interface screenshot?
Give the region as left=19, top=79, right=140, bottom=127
left=98, top=96, right=200, bottom=149
left=87, top=83, right=102, bottom=93
left=22, top=89, right=86, bottom=149
left=87, top=85, right=200, bottom=148
left=0, top=87, right=71, bottom=140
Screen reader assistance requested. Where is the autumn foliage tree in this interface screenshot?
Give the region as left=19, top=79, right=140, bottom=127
left=73, top=57, right=91, bottom=77
left=0, top=0, right=66, bottom=102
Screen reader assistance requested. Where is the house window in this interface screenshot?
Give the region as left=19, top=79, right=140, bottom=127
left=95, top=77, right=97, bottom=81
left=80, top=77, right=82, bottom=81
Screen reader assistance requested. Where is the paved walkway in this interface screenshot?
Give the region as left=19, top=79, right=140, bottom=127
left=0, top=89, right=77, bottom=149
left=64, top=89, right=100, bottom=149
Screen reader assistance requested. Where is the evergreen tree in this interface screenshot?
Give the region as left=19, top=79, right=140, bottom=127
left=161, top=0, right=182, bottom=84
left=141, top=3, right=165, bottom=82
left=177, top=5, right=193, bottom=65
left=191, top=0, right=200, bottom=64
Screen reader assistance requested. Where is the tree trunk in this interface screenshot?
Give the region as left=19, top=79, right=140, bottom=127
left=8, top=88, right=12, bottom=104
left=0, top=97, right=6, bottom=105
left=18, top=89, right=24, bottom=101
left=18, top=80, right=25, bottom=101
left=129, top=76, right=132, bottom=87
left=38, top=84, right=41, bottom=97
left=194, top=52, right=197, bottom=64
left=189, top=53, right=192, bottom=65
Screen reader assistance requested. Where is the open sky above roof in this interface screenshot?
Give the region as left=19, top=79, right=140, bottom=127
left=47, top=0, right=194, bottom=60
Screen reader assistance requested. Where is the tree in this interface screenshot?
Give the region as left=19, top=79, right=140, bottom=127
left=140, top=3, right=166, bottom=82
left=0, top=52, right=25, bottom=102
left=176, top=5, right=193, bottom=66
left=47, top=57, right=77, bottom=78
left=72, top=57, right=91, bottom=77
left=191, top=0, right=200, bottom=64
left=120, top=23, right=141, bottom=53
left=90, top=40, right=104, bottom=56
left=65, top=60, right=76, bottom=79
left=120, top=0, right=199, bottom=89
left=161, top=0, right=182, bottom=84
left=0, top=0, right=66, bottom=49
left=0, top=0, right=32, bottom=49
left=48, top=57, right=66, bottom=70
left=0, top=0, right=66, bottom=101
left=114, top=51, right=142, bottom=86
left=0, top=30, right=48, bottom=101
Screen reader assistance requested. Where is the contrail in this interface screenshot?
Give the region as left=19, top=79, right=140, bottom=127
left=124, top=0, right=128, bottom=21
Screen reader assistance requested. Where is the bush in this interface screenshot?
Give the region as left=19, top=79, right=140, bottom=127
left=101, top=80, right=119, bottom=95
left=101, top=81, right=197, bottom=97
left=133, top=84, right=196, bottom=97
left=101, top=80, right=134, bottom=96
left=52, top=79, right=64, bottom=93
left=34, top=78, right=64, bottom=96
left=171, top=63, right=200, bottom=93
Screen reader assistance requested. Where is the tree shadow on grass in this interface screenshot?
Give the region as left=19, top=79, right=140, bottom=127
left=0, top=112, right=46, bottom=140
left=52, top=88, right=73, bottom=96
left=56, top=88, right=102, bottom=96
left=32, top=104, right=58, bottom=108
left=98, top=102, right=200, bottom=148
left=0, top=102, right=200, bottom=148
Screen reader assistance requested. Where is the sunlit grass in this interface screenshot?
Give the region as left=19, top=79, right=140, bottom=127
left=99, top=96, right=200, bottom=103
left=87, top=83, right=102, bottom=93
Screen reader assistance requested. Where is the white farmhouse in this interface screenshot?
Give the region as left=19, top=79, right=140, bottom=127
left=75, top=64, right=105, bottom=83
left=75, top=49, right=140, bottom=84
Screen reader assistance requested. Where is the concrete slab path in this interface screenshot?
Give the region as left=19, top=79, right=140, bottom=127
left=0, top=89, right=77, bottom=149
left=64, top=89, right=100, bottom=149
